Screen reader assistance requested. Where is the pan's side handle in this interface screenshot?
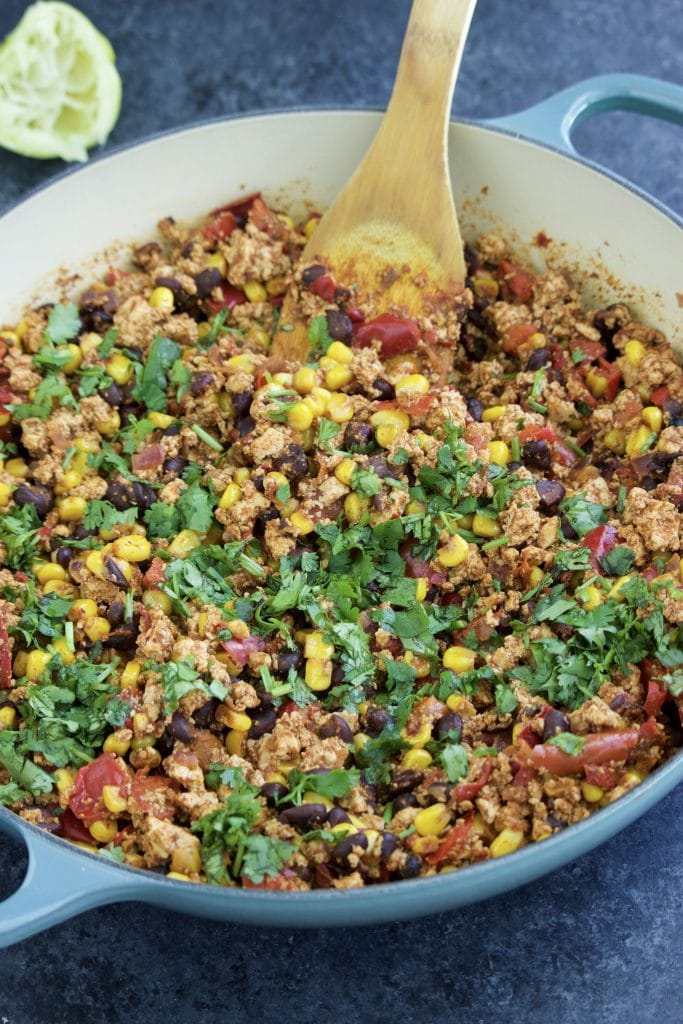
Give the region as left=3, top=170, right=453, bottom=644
left=0, top=822, right=142, bottom=948
left=484, top=73, right=683, bottom=157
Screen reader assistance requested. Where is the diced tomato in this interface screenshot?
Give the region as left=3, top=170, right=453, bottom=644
left=425, top=813, right=474, bottom=865
left=641, top=658, right=669, bottom=715
left=205, top=283, right=247, bottom=315
left=202, top=211, right=237, bottom=243
left=596, top=358, right=622, bottom=402
left=519, top=423, right=578, bottom=467
left=583, top=764, right=623, bottom=790
left=500, top=322, right=537, bottom=355
left=512, top=763, right=537, bottom=787
left=0, top=383, right=13, bottom=406
left=514, top=724, right=538, bottom=749
left=549, top=343, right=570, bottom=375
left=249, top=197, right=286, bottom=239
left=353, top=314, right=421, bottom=357
left=129, top=774, right=174, bottom=819
left=69, top=753, right=130, bottom=824
left=0, top=610, right=12, bottom=689
left=584, top=524, right=620, bottom=573
left=521, top=722, right=654, bottom=776
left=142, top=557, right=166, bottom=588
left=58, top=808, right=95, bottom=843
left=209, top=191, right=261, bottom=220
left=570, top=337, right=607, bottom=362
left=650, top=385, right=670, bottom=407
left=309, top=274, right=337, bottom=302
left=450, top=759, right=493, bottom=803
left=497, top=260, right=534, bottom=303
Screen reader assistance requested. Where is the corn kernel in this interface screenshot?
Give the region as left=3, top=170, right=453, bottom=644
left=287, top=401, right=314, bottom=432
left=585, top=368, right=608, bottom=399
left=112, top=535, right=151, bottom=562
left=305, top=658, right=332, bottom=692
left=147, top=410, right=174, bottom=429
left=642, top=406, right=663, bottom=432
left=395, top=373, right=430, bottom=396
left=482, top=405, right=506, bottom=422
left=6, top=458, right=29, bottom=478
left=402, top=721, right=433, bottom=748
left=272, top=372, right=293, bottom=387
left=224, top=618, right=250, bottom=640
left=227, top=354, right=256, bottom=372
left=625, top=425, right=652, bottom=457
left=120, top=660, right=141, bottom=688
left=529, top=566, right=545, bottom=587
left=142, top=589, right=173, bottom=614
left=624, top=338, right=646, bottom=365
left=171, top=845, right=202, bottom=875
left=401, top=748, right=433, bottom=770
left=325, top=364, right=354, bottom=390
left=487, top=440, right=510, bottom=466
left=51, top=637, right=76, bottom=665
left=301, top=386, right=329, bottom=417
left=168, top=529, right=202, bottom=558
left=83, top=616, right=111, bottom=643
left=302, top=790, right=333, bottom=810
left=0, top=482, right=12, bottom=506
left=443, top=645, right=476, bottom=674
left=581, top=781, right=604, bottom=803
left=414, top=804, right=451, bottom=837
left=319, top=356, right=336, bottom=372
left=344, top=492, right=368, bottom=523
left=404, top=651, right=431, bottom=679
left=35, top=563, right=67, bottom=584
left=78, top=331, right=101, bottom=356
left=414, top=578, right=428, bottom=601
left=292, top=366, right=318, bottom=394
left=604, top=428, right=626, bottom=454
left=405, top=500, right=425, bottom=515
left=69, top=598, right=98, bottom=621
left=55, top=468, right=84, bottom=495
left=289, top=510, right=315, bottom=535
left=104, top=731, right=131, bottom=755
left=218, top=483, right=241, bottom=510
left=222, top=709, right=252, bottom=732
left=102, top=784, right=128, bottom=815
left=472, top=513, right=501, bottom=538
left=326, top=393, right=354, bottom=423
left=106, top=353, right=134, bottom=385
left=89, top=819, right=118, bottom=844
left=149, top=286, right=175, bottom=312
left=25, top=650, right=52, bottom=681
left=53, top=768, right=76, bottom=797
left=205, top=252, right=227, bottom=275
left=13, top=651, right=27, bottom=677
left=60, top=343, right=82, bottom=374
left=370, top=409, right=410, bottom=431
left=326, top=341, right=354, bottom=365
left=437, top=534, right=469, bottom=568
left=607, top=574, right=634, bottom=602
left=334, top=459, right=356, bottom=486
left=226, top=728, right=248, bottom=755
left=266, top=276, right=287, bottom=297
left=581, top=584, right=604, bottom=611
left=489, top=828, right=525, bottom=858
left=353, top=732, right=370, bottom=752
left=304, top=631, right=334, bottom=660
left=375, top=423, right=400, bottom=447
left=94, top=409, right=121, bottom=437
left=243, top=281, right=268, bottom=303
left=0, top=706, right=17, bottom=728
left=303, top=216, right=319, bottom=239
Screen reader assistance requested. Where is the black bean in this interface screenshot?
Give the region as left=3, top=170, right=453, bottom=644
left=13, top=483, right=53, bottom=518
left=156, top=728, right=175, bottom=758
left=253, top=509, right=280, bottom=538
left=132, top=241, right=162, bottom=269
left=393, top=793, right=419, bottom=811
left=170, top=712, right=195, bottom=744
left=79, top=287, right=119, bottom=333
left=535, top=479, right=566, bottom=510
left=106, top=600, right=125, bottom=627
left=507, top=461, right=522, bottom=472
left=190, top=372, right=214, bottom=396
left=610, top=692, right=636, bottom=712
left=332, top=832, right=368, bottom=868
left=261, top=782, right=288, bottom=807
left=71, top=525, right=95, bottom=540
left=301, top=264, right=326, bottom=286
left=194, top=267, right=223, bottom=298
left=331, top=665, right=345, bottom=686
left=461, top=329, right=488, bottom=361
left=278, top=804, right=328, bottom=830
left=641, top=476, right=657, bottom=492
left=155, top=275, right=189, bottom=306
left=326, top=806, right=351, bottom=826
left=363, top=707, right=393, bottom=737
left=237, top=416, right=255, bottom=437
left=343, top=421, right=373, bottom=452
left=399, top=854, right=422, bottom=879
left=253, top=473, right=265, bottom=493
left=433, top=712, right=463, bottom=742
left=560, top=515, right=578, bottom=540
left=102, top=622, right=138, bottom=650
left=319, top=713, right=353, bottom=743
left=272, top=444, right=308, bottom=480
left=523, top=439, right=552, bottom=472
left=248, top=708, right=276, bottom=739
left=466, top=397, right=484, bottom=422
left=525, top=348, right=551, bottom=372
left=334, top=286, right=352, bottom=306
left=162, top=423, right=181, bottom=437
left=464, top=243, right=481, bottom=276
left=163, top=456, right=187, bottom=476
left=372, top=377, right=395, bottom=400
left=99, top=382, right=123, bottom=406
left=380, top=833, right=398, bottom=860
left=632, top=451, right=675, bottom=482
left=232, top=390, right=253, bottom=418
left=55, top=546, right=73, bottom=569
left=277, top=647, right=303, bottom=675
left=103, top=556, right=130, bottom=590
left=542, top=709, right=570, bottom=742
left=547, top=813, right=567, bottom=831
left=192, top=698, right=220, bottom=727
left=119, top=403, right=145, bottom=427
left=325, top=309, right=353, bottom=342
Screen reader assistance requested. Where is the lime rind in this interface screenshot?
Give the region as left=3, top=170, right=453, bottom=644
left=0, top=1, right=122, bottom=162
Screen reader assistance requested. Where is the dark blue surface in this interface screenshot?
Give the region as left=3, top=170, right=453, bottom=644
left=0, top=2, right=682, bottom=1021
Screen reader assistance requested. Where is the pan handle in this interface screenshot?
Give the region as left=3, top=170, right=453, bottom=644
left=0, top=821, right=144, bottom=948
left=484, top=73, right=683, bottom=157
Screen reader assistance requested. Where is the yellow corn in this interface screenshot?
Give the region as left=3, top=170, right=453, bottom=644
left=414, top=578, right=428, bottom=601
left=112, top=535, right=151, bottom=562
left=142, top=589, right=173, bottom=614
left=227, top=353, right=256, bottom=372
left=168, top=529, right=202, bottom=557
left=325, top=364, right=353, bottom=391
left=353, top=732, right=370, bottom=752
left=581, top=782, right=604, bottom=803
left=0, top=482, right=12, bottom=506
left=226, top=729, right=248, bottom=755
left=54, top=768, right=75, bottom=797
left=58, top=343, right=82, bottom=374
left=83, top=616, right=111, bottom=642
left=6, top=458, right=29, bottom=478
left=289, top=510, right=315, bottom=535
left=149, top=286, right=175, bottom=312
left=482, top=405, right=506, bottom=422
left=78, top=332, right=101, bottom=356
left=624, top=338, right=645, bottom=365
left=302, top=386, right=331, bottom=417
left=437, top=534, right=469, bottom=568
left=42, top=579, right=76, bottom=599
left=89, top=819, right=119, bottom=843
left=52, top=637, right=76, bottom=665
left=581, top=584, right=604, bottom=611
left=402, top=721, right=433, bottom=748
left=244, top=281, right=268, bottom=303
left=55, top=468, right=84, bottom=495
left=13, top=652, right=27, bottom=677
left=472, top=513, right=501, bottom=538
left=322, top=340, right=351, bottom=365
left=344, top=493, right=368, bottom=523
left=489, top=828, right=525, bottom=858
left=401, top=748, right=433, bottom=770
left=607, top=574, right=634, bottom=601
left=222, top=709, right=252, bottom=732
left=287, top=401, right=314, bottom=431
left=529, top=566, right=545, bottom=587
left=305, top=658, right=332, bottom=692
left=69, top=598, right=98, bottom=621
left=104, top=731, right=131, bottom=755
left=102, top=784, right=128, bottom=815
left=224, top=618, right=250, bottom=640
left=374, top=423, right=400, bottom=447
left=395, top=373, right=430, bottom=396
left=641, top=406, right=663, bottom=433
left=334, top=459, right=356, bottom=486
left=148, top=410, right=174, bottom=429
left=303, top=217, right=319, bottom=239
left=205, top=252, right=227, bottom=275
left=170, top=845, right=202, bottom=875
left=120, top=660, right=141, bottom=688
left=94, top=409, right=121, bottom=437
left=0, top=706, right=17, bottom=728
left=292, top=366, right=318, bottom=394
left=585, top=369, right=608, bottom=399
left=25, top=650, right=52, bottom=681
left=35, top=563, right=67, bottom=584
left=370, top=409, right=410, bottom=431
left=106, top=353, right=134, bottom=385
left=326, top=393, right=354, bottom=423
left=414, top=804, right=451, bottom=837
left=403, top=651, right=431, bottom=679
left=487, top=440, right=510, bottom=466
left=604, top=427, right=626, bottom=454
left=304, top=631, right=334, bottom=660
left=219, top=483, right=241, bottom=510
left=443, top=645, right=476, bottom=674
left=625, top=424, right=653, bottom=457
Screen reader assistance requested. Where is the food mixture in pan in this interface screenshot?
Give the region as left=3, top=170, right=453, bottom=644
left=1, top=193, right=682, bottom=889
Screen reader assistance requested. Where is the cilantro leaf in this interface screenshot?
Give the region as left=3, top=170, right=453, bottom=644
left=547, top=732, right=585, bottom=756
left=0, top=733, right=54, bottom=796
left=151, top=657, right=226, bottom=714
left=45, top=302, right=81, bottom=344
left=354, top=726, right=409, bottom=785
left=281, top=768, right=360, bottom=806
left=0, top=781, right=29, bottom=806
left=598, top=545, right=635, bottom=577
left=553, top=547, right=592, bottom=572
left=144, top=501, right=179, bottom=539
left=11, top=372, right=78, bottom=420
left=175, top=480, right=217, bottom=534
left=0, top=503, right=41, bottom=570
left=307, top=315, right=333, bottom=357
left=440, top=743, right=469, bottom=783
left=132, top=334, right=181, bottom=412
left=495, top=681, right=519, bottom=714
left=82, top=500, right=138, bottom=533
left=559, top=494, right=606, bottom=537
left=317, top=417, right=341, bottom=452
left=352, top=467, right=382, bottom=498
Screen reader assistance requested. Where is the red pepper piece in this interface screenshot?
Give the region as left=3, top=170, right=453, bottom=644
left=512, top=763, right=537, bottom=787
left=641, top=658, right=669, bottom=716
left=205, top=283, right=247, bottom=315
left=450, top=759, right=493, bottom=803
left=650, top=385, right=670, bottom=407
left=309, top=274, right=337, bottom=302
left=58, top=807, right=95, bottom=843
left=69, top=753, right=130, bottom=824
left=142, top=556, right=166, bottom=588
left=500, top=322, right=538, bottom=354
left=521, top=721, right=654, bottom=777
left=518, top=423, right=578, bottom=468
left=353, top=314, right=421, bottom=357
left=209, top=191, right=261, bottom=220
left=497, top=260, right=534, bottom=303
left=202, top=211, right=237, bottom=243
left=570, top=337, right=607, bottom=362
left=425, top=813, right=474, bottom=865
left=584, top=524, right=620, bottom=573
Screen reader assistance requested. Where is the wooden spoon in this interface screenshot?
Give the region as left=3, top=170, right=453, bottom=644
left=273, top=0, right=477, bottom=362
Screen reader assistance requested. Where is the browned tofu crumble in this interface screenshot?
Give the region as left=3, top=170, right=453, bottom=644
left=0, top=193, right=682, bottom=890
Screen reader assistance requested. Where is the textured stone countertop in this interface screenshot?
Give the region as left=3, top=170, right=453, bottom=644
left=0, top=2, right=682, bottom=1022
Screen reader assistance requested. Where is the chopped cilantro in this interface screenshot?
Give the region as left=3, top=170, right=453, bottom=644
left=559, top=494, right=606, bottom=537
left=45, top=302, right=81, bottom=344
left=317, top=417, right=341, bottom=451
left=132, top=334, right=181, bottom=412
left=11, top=372, right=77, bottom=420
left=307, top=314, right=333, bottom=357
left=440, top=743, right=469, bottom=783
left=598, top=545, right=635, bottom=577
left=352, top=466, right=382, bottom=498
left=82, top=500, right=137, bottom=533
left=0, top=504, right=41, bottom=571
left=494, top=681, right=519, bottom=714
left=547, top=732, right=585, bottom=756
left=280, top=768, right=360, bottom=806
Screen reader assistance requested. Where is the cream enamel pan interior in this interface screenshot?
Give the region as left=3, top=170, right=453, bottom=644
left=1, top=76, right=683, bottom=944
